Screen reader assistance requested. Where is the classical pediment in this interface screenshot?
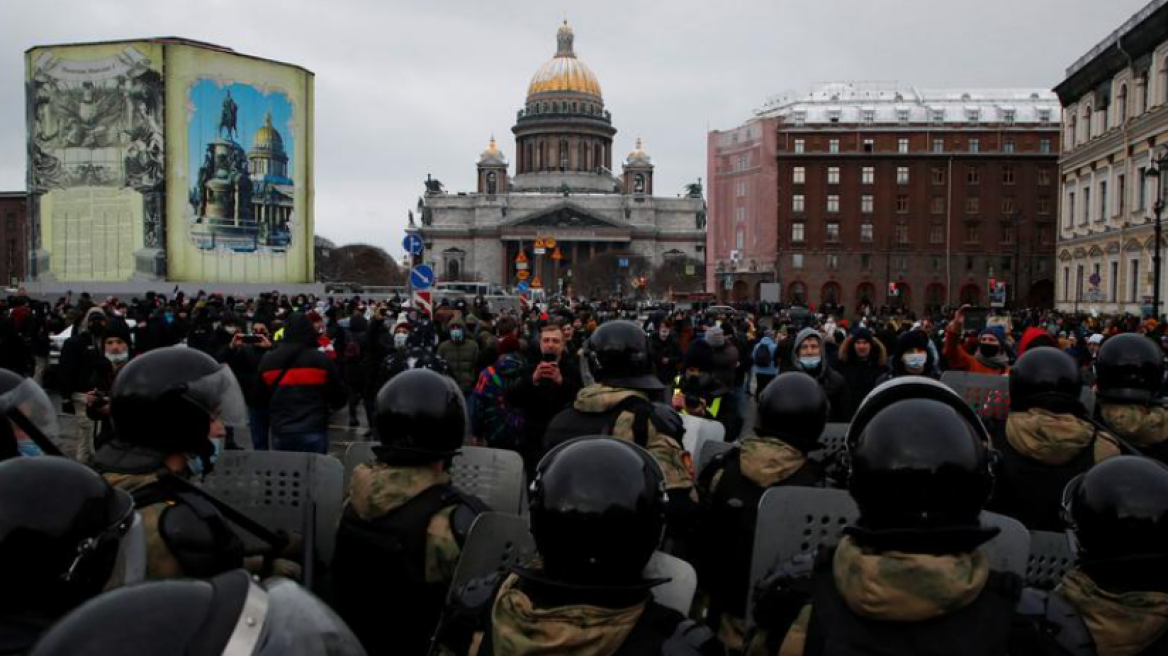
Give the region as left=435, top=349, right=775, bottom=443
left=504, top=203, right=626, bottom=230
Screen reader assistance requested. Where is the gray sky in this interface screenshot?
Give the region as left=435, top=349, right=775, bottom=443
left=0, top=0, right=1151, bottom=255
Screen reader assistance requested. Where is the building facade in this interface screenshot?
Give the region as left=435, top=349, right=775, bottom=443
left=417, top=23, right=706, bottom=296
left=0, top=192, right=29, bottom=285
left=1053, top=0, right=1168, bottom=315
left=710, top=83, right=1061, bottom=314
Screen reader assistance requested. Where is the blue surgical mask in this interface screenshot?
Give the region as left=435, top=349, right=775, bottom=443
left=17, top=439, right=43, bottom=458
left=450, top=329, right=464, bottom=342
left=186, top=438, right=224, bottom=477
left=902, top=353, right=928, bottom=370
left=799, top=356, right=821, bottom=370
left=394, top=333, right=409, bottom=348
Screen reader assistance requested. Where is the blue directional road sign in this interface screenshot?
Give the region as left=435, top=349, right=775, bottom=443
left=618, top=258, right=629, bottom=268
left=410, top=264, right=435, bottom=290
left=402, top=233, right=424, bottom=257
left=517, top=281, right=530, bottom=292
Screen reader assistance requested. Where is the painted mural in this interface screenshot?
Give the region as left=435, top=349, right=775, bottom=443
left=187, top=81, right=295, bottom=254
left=26, top=44, right=164, bottom=280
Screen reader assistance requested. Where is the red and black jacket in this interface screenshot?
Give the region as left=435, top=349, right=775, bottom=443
left=257, top=314, right=347, bottom=435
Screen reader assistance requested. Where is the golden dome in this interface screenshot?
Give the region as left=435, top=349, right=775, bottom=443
left=526, top=21, right=603, bottom=99
left=479, top=135, right=507, bottom=166
left=626, top=137, right=652, bottom=166
left=251, top=112, right=285, bottom=153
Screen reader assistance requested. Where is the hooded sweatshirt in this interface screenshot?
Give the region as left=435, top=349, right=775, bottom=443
left=790, top=328, right=848, bottom=422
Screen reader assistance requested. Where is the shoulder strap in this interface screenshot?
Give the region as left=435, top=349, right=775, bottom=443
left=607, top=394, right=653, bottom=448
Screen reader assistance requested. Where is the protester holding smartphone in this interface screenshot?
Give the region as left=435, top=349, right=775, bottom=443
left=217, top=320, right=274, bottom=448
left=508, top=321, right=583, bottom=473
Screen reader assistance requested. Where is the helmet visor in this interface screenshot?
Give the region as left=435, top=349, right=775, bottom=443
left=250, top=578, right=366, bottom=656
left=184, top=365, right=248, bottom=429
left=0, top=378, right=60, bottom=446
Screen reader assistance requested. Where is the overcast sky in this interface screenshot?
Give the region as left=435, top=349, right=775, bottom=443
left=0, top=0, right=1152, bottom=255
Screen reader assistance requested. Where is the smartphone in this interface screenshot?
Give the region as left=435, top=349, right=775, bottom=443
left=964, top=307, right=989, bottom=333
left=542, top=352, right=558, bottom=363
left=241, top=335, right=263, bottom=344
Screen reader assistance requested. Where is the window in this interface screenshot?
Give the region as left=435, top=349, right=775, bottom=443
left=862, top=110, right=875, bottom=124
left=862, top=167, right=875, bottom=185
left=967, top=166, right=980, bottom=184
left=792, top=223, right=805, bottom=242
left=793, top=253, right=804, bottom=269
left=827, top=254, right=840, bottom=270
left=1066, top=191, right=1076, bottom=227
left=736, top=181, right=748, bottom=197
left=1111, top=261, right=1119, bottom=302
left=862, top=195, right=874, bottom=214
left=1040, top=138, right=1052, bottom=154
left=969, top=138, right=980, bottom=153
left=735, top=154, right=747, bottom=171
left=966, top=197, right=980, bottom=214
left=967, top=108, right=980, bottom=125
left=793, top=167, right=805, bottom=184
left=965, top=223, right=980, bottom=243
left=967, top=256, right=976, bottom=272
left=826, top=222, right=840, bottom=242
left=1099, top=180, right=1107, bottom=222
left=932, top=109, right=945, bottom=124
left=1002, top=256, right=1012, bottom=272
left=897, top=166, right=910, bottom=184
left=1003, top=139, right=1015, bottom=153
left=734, top=207, right=747, bottom=223
left=932, top=138, right=945, bottom=153
left=736, top=229, right=745, bottom=250
left=930, top=223, right=944, bottom=244
left=793, top=194, right=805, bottom=213
left=1083, top=187, right=1091, bottom=224
left=1138, top=167, right=1148, bottom=210
left=898, top=138, right=909, bottom=153
left=863, top=139, right=875, bottom=153
left=827, top=167, right=840, bottom=185
left=932, top=197, right=945, bottom=214
left=1038, top=109, right=1052, bottom=124
left=829, top=139, right=840, bottom=153
left=932, top=256, right=943, bottom=271
left=1002, top=165, right=1015, bottom=185
left=1002, top=223, right=1016, bottom=244
left=1037, top=168, right=1051, bottom=186
left=1040, top=226, right=1053, bottom=245
left=1003, top=109, right=1016, bottom=125
left=896, top=194, right=909, bottom=213
left=1117, top=85, right=1128, bottom=124
left=1131, top=259, right=1141, bottom=302
left=861, top=223, right=874, bottom=242
left=827, top=195, right=840, bottom=213
left=861, top=253, right=873, bottom=270
left=896, top=223, right=909, bottom=244
left=794, top=139, right=805, bottom=154
left=1002, top=197, right=1017, bottom=214
left=897, top=109, right=910, bottom=125
left=932, top=167, right=946, bottom=185
left=1038, top=197, right=1051, bottom=215
left=828, top=110, right=841, bottom=124
left=894, top=255, right=908, bottom=272
left=793, top=112, right=806, bottom=127
left=1117, top=174, right=1126, bottom=216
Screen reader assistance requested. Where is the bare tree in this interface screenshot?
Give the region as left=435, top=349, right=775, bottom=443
left=315, top=235, right=404, bottom=286
left=647, top=256, right=704, bottom=297
left=572, top=251, right=650, bottom=298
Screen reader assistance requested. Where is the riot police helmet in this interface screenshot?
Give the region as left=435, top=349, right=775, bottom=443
left=1009, top=347, right=1084, bottom=415
left=374, top=368, right=464, bottom=464
left=1064, top=456, right=1168, bottom=567
left=585, top=321, right=664, bottom=392
left=756, top=372, right=827, bottom=453
left=1095, top=333, right=1164, bottom=403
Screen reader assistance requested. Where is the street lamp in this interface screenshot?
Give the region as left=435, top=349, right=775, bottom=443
left=1147, top=145, right=1168, bottom=320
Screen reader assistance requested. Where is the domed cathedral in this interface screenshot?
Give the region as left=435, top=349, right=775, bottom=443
left=417, top=22, right=706, bottom=295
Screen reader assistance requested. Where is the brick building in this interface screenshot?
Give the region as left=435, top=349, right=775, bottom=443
left=709, top=83, right=1061, bottom=315
left=0, top=193, right=28, bottom=285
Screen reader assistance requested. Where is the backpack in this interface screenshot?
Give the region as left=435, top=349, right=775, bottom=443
left=753, top=342, right=774, bottom=368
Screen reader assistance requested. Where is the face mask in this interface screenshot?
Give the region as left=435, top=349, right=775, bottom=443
left=17, top=439, right=43, bottom=458
left=105, top=352, right=129, bottom=365
left=902, top=353, right=927, bottom=370
left=978, top=343, right=1001, bottom=358
left=225, top=326, right=238, bottom=335
left=799, top=356, right=821, bottom=370
left=164, top=312, right=174, bottom=324
left=450, top=329, right=464, bottom=342
left=394, top=333, right=409, bottom=348
left=186, top=438, right=224, bottom=477
left=659, top=330, right=671, bottom=340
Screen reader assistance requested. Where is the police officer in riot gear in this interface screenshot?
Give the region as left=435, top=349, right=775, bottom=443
left=1012, top=456, right=1168, bottom=656
left=1093, top=333, right=1168, bottom=463
left=332, top=368, right=488, bottom=656
left=749, top=378, right=1022, bottom=656
left=0, top=457, right=140, bottom=654
left=91, top=346, right=251, bottom=580
left=30, top=569, right=367, bottom=656
left=697, top=372, right=828, bottom=651
left=986, top=347, right=1120, bottom=531
left=543, top=321, right=694, bottom=549
left=0, top=368, right=60, bottom=460
left=437, top=437, right=723, bottom=656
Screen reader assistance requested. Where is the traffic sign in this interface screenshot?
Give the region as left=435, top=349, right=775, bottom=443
left=1089, top=273, right=1102, bottom=286
left=517, top=281, right=530, bottom=292
left=515, top=251, right=528, bottom=263
left=534, top=237, right=547, bottom=256
left=516, top=261, right=529, bottom=271
left=402, top=233, right=424, bottom=256
left=551, top=247, right=564, bottom=261
left=534, top=237, right=545, bottom=249
left=618, top=258, right=629, bottom=268
left=413, top=291, right=433, bottom=317
left=545, top=237, right=557, bottom=249
left=410, top=264, right=435, bottom=290
left=517, top=270, right=530, bottom=281
left=531, top=276, right=543, bottom=289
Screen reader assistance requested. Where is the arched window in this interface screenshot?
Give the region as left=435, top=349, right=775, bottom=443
left=1082, top=105, right=1093, bottom=142
left=821, top=282, right=842, bottom=306
left=926, top=283, right=946, bottom=307
left=1138, top=70, right=1150, bottom=113
left=486, top=171, right=497, bottom=195
left=1066, top=114, right=1077, bottom=150
left=634, top=173, right=645, bottom=193
left=960, top=283, right=981, bottom=306
left=789, top=281, right=807, bottom=305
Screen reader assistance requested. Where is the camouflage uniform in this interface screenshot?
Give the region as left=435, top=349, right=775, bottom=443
left=102, top=472, right=186, bottom=581
left=1098, top=402, right=1168, bottom=462
left=1055, top=569, right=1168, bottom=656
left=345, top=461, right=461, bottom=584
left=748, top=536, right=1003, bottom=656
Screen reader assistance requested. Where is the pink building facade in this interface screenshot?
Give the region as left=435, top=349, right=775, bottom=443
left=706, top=117, right=780, bottom=300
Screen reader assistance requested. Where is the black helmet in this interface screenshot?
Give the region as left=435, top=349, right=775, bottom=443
left=1009, top=347, right=1083, bottom=415
left=756, top=372, right=827, bottom=453
left=374, top=368, right=464, bottom=464
left=1096, top=333, right=1164, bottom=403
left=110, top=347, right=247, bottom=459
left=30, top=570, right=365, bottom=656
left=1064, top=456, right=1168, bottom=565
left=585, top=321, right=664, bottom=391
left=0, top=457, right=135, bottom=622
left=0, top=368, right=59, bottom=460
left=846, top=377, right=996, bottom=552
left=529, top=437, right=666, bottom=586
